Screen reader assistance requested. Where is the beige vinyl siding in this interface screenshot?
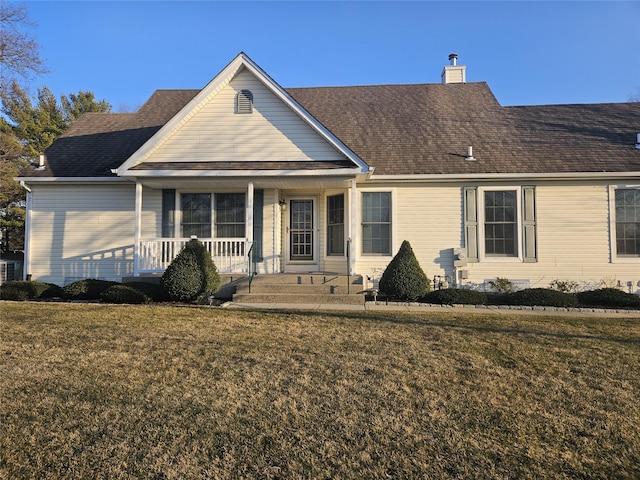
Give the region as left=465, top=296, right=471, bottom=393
left=141, top=187, right=162, bottom=237
left=354, top=182, right=640, bottom=292
left=465, top=183, right=634, bottom=288
left=355, top=186, right=461, bottom=283
left=142, top=69, right=345, bottom=163
left=29, top=184, right=136, bottom=285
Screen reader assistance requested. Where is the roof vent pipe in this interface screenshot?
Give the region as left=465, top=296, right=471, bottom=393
left=37, top=153, right=46, bottom=169
left=465, top=146, right=476, bottom=161
left=636, top=133, right=640, bottom=149
left=449, top=53, right=458, bottom=66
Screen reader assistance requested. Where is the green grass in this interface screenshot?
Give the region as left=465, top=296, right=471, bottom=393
left=1, top=303, right=639, bottom=479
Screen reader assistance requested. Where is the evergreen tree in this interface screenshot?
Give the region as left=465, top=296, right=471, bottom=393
left=378, top=240, right=430, bottom=301
left=161, top=239, right=221, bottom=302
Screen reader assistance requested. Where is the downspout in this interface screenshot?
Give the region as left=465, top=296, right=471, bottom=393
left=19, top=181, right=32, bottom=280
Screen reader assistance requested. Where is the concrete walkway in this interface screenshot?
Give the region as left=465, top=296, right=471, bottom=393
left=224, top=301, right=640, bottom=318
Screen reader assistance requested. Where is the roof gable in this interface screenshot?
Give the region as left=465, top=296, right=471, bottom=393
left=117, top=53, right=369, bottom=175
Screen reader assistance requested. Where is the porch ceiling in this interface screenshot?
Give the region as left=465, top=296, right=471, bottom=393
left=135, top=175, right=362, bottom=190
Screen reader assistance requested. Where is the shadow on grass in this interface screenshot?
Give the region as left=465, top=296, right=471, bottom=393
left=231, top=306, right=640, bottom=347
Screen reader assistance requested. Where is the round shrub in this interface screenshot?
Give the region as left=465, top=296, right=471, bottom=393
left=422, top=288, right=487, bottom=305
left=161, top=239, right=221, bottom=302
left=124, top=281, right=170, bottom=302
left=577, top=288, right=640, bottom=309
left=38, top=283, right=65, bottom=299
left=0, top=281, right=62, bottom=301
left=0, top=282, right=30, bottom=301
left=379, top=240, right=430, bottom=301
left=101, top=285, right=150, bottom=304
left=507, top=288, right=578, bottom=307
left=63, top=279, right=119, bottom=300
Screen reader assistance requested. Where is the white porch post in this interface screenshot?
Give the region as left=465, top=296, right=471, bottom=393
left=246, top=180, right=254, bottom=247
left=350, top=179, right=357, bottom=275
left=133, top=182, right=142, bottom=277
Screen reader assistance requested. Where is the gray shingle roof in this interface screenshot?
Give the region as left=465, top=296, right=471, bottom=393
left=22, top=82, right=640, bottom=178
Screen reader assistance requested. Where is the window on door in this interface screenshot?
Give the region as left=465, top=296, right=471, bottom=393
left=290, top=199, right=314, bottom=261
left=327, top=194, right=345, bottom=256
left=181, top=193, right=211, bottom=238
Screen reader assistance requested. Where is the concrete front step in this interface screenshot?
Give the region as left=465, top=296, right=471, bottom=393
left=231, top=273, right=365, bottom=305
left=232, top=292, right=365, bottom=305
left=235, top=284, right=359, bottom=295
left=246, top=273, right=361, bottom=286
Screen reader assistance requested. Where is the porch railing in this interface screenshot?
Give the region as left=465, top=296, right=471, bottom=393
left=139, top=238, right=251, bottom=274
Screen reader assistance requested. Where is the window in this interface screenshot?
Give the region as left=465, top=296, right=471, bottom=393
left=236, top=89, right=253, bottom=114
left=327, top=194, right=345, bottom=255
left=362, top=192, right=391, bottom=255
left=215, top=193, right=245, bottom=238
left=615, top=188, right=640, bottom=256
left=484, top=190, right=517, bottom=256
left=162, top=189, right=176, bottom=237
left=463, top=186, right=537, bottom=262
left=181, top=193, right=211, bottom=238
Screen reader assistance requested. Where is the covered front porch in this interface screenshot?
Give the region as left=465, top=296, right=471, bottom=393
left=131, top=175, right=364, bottom=277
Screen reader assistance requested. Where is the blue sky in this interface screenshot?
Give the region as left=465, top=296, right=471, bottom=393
left=25, top=1, right=640, bottom=110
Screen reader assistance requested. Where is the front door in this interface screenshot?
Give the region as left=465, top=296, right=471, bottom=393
left=289, top=199, right=315, bottom=264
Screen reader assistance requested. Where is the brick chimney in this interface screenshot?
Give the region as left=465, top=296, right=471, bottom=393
left=441, top=53, right=466, bottom=84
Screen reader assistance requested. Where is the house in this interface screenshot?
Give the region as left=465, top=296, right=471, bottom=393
left=16, top=53, right=640, bottom=293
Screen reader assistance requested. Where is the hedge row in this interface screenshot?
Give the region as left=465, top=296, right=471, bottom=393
left=3, top=281, right=640, bottom=309
left=421, top=287, right=640, bottom=309
left=0, top=279, right=160, bottom=304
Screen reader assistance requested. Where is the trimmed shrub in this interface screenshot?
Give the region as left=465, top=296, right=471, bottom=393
left=161, top=239, right=221, bottom=302
left=508, top=288, right=578, bottom=307
left=124, top=281, right=170, bottom=302
left=577, top=288, right=640, bottom=309
left=63, top=279, right=119, bottom=300
left=378, top=240, right=430, bottom=301
left=422, top=288, right=487, bottom=305
left=0, top=281, right=63, bottom=301
left=101, top=285, right=150, bottom=304
left=38, top=283, right=65, bottom=299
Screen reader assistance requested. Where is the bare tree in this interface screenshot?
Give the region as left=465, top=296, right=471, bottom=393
left=629, top=88, right=640, bottom=103
left=0, top=0, right=47, bottom=88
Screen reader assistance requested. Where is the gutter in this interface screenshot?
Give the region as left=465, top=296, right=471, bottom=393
left=368, top=171, right=640, bottom=183
left=14, top=176, right=132, bottom=184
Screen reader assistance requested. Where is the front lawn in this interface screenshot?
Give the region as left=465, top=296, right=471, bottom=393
left=1, top=303, right=639, bottom=479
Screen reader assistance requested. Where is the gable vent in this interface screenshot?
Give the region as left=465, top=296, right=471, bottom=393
left=236, top=89, right=253, bottom=114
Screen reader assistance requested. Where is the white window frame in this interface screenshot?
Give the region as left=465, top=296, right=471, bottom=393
left=358, top=188, right=396, bottom=257
left=176, top=190, right=247, bottom=239
left=478, top=186, right=523, bottom=262
left=179, top=192, right=212, bottom=238
left=609, top=185, right=640, bottom=263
